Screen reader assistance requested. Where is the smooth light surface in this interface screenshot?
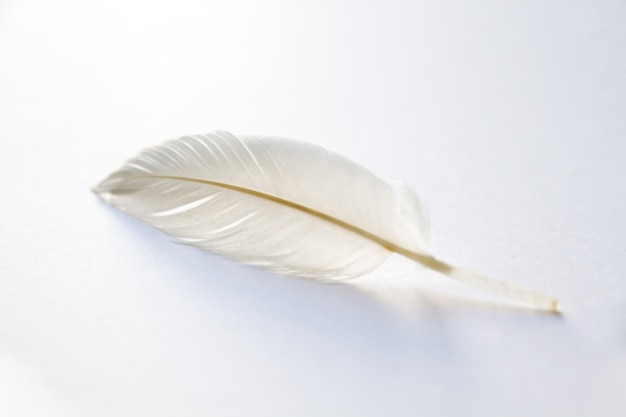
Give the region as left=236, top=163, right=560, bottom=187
left=1, top=1, right=625, bottom=416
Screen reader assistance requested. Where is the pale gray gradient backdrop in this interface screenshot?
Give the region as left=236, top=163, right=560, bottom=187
left=1, top=1, right=625, bottom=416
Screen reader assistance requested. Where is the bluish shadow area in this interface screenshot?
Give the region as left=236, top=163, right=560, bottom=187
left=58, top=201, right=571, bottom=415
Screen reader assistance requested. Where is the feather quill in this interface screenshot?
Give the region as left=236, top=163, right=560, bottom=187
left=94, top=131, right=559, bottom=312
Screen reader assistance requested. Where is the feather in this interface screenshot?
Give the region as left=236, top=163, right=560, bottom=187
left=94, top=130, right=559, bottom=312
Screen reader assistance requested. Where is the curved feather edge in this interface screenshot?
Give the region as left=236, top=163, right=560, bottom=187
left=94, top=131, right=559, bottom=313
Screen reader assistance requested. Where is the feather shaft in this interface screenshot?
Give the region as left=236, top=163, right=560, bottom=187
left=138, top=175, right=559, bottom=312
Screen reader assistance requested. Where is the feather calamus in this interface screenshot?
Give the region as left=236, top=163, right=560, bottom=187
left=94, top=131, right=559, bottom=312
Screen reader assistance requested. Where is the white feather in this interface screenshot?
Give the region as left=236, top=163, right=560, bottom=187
left=94, top=131, right=559, bottom=312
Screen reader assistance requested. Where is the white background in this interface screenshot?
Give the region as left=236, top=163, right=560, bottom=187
left=1, top=0, right=625, bottom=416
